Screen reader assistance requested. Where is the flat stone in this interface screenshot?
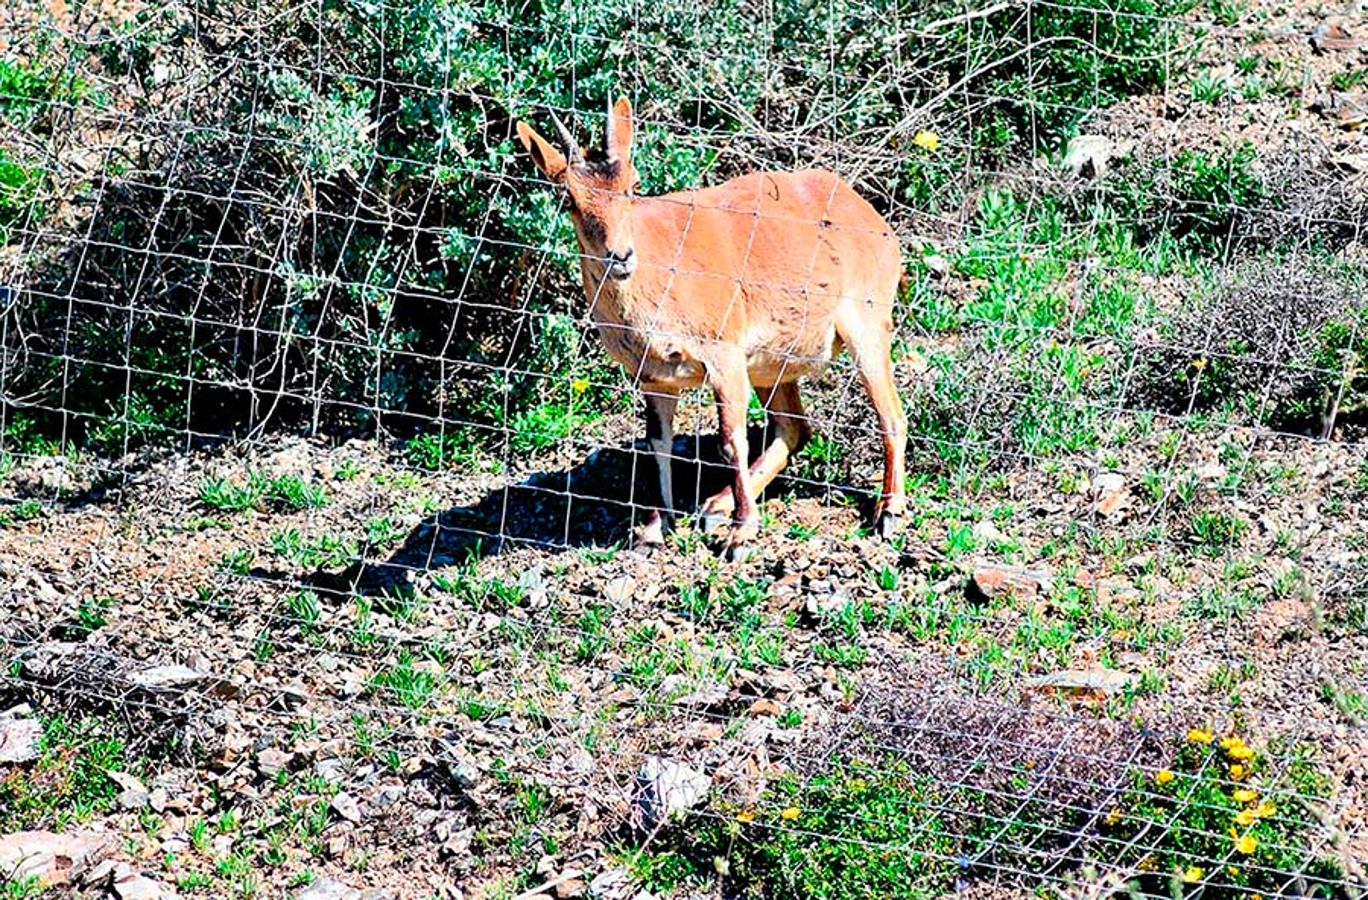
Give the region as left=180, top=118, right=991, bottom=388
left=0, top=718, right=42, bottom=763
left=129, top=665, right=208, bottom=690
left=966, top=564, right=1053, bottom=604
left=331, top=791, right=362, bottom=824
left=632, top=757, right=709, bottom=830
left=0, top=830, right=113, bottom=887
left=113, top=872, right=172, bottom=899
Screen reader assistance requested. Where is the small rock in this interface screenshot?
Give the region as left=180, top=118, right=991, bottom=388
left=1311, top=92, right=1367, bottom=128
left=604, top=576, right=636, bottom=604
left=81, top=859, right=122, bottom=888
left=129, top=665, right=207, bottom=690
left=971, top=520, right=1008, bottom=546
left=1062, top=134, right=1127, bottom=179
left=331, top=791, right=362, bottom=824
left=257, top=748, right=292, bottom=778
left=1027, top=668, right=1136, bottom=697
left=588, top=868, right=632, bottom=898
left=747, top=698, right=782, bottom=717
left=1311, top=19, right=1362, bottom=52
left=966, top=564, right=1053, bottom=604
left=109, top=771, right=150, bottom=810
left=314, top=757, right=348, bottom=782
left=922, top=254, right=949, bottom=278
left=1094, top=472, right=1126, bottom=495
left=1329, top=153, right=1368, bottom=174
left=0, top=718, right=42, bottom=764
left=113, top=872, right=172, bottom=900
left=296, top=877, right=366, bottom=900
left=632, top=757, right=709, bottom=831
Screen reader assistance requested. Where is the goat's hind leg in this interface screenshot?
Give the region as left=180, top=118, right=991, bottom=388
left=837, top=310, right=907, bottom=538
left=698, top=381, right=811, bottom=533
left=707, top=363, right=762, bottom=560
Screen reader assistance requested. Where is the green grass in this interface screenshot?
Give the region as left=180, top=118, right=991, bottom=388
left=198, top=472, right=326, bottom=513
left=369, top=650, right=443, bottom=710
left=1, top=877, right=46, bottom=900
left=405, top=429, right=495, bottom=472
left=0, top=717, right=137, bottom=832
left=270, top=529, right=356, bottom=571
left=1111, top=733, right=1342, bottom=896
left=629, top=758, right=957, bottom=899
left=0, top=498, right=43, bottom=528
left=1190, top=510, right=1247, bottom=555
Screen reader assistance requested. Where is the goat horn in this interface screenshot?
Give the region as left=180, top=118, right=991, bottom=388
left=549, top=109, right=582, bottom=165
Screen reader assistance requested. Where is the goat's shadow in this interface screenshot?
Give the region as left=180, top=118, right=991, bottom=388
left=332, top=426, right=836, bottom=597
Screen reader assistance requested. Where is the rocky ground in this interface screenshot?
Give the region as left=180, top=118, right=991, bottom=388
left=3, top=0, right=1368, bottom=898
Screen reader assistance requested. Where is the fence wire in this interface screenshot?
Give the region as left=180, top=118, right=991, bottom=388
left=1, top=0, right=1366, bottom=897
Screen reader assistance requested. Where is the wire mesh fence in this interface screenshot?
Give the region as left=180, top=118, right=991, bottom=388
left=1, top=0, right=1366, bottom=897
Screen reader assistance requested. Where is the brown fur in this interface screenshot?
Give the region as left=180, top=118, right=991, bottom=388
left=517, top=98, right=907, bottom=557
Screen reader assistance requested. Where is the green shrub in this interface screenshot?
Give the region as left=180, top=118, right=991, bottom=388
left=1166, top=143, right=1266, bottom=244
left=2, top=0, right=1196, bottom=456
left=0, top=717, right=135, bottom=831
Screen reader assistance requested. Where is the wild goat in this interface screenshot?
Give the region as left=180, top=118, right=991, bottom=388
left=516, top=97, right=907, bottom=559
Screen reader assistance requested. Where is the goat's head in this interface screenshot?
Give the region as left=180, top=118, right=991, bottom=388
left=517, top=96, right=640, bottom=281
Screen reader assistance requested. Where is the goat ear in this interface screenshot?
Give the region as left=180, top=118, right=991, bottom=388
left=516, top=121, right=568, bottom=182
left=609, top=97, right=634, bottom=162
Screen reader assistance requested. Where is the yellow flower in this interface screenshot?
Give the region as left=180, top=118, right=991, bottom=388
left=1234, top=808, right=1257, bottom=827
left=1254, top=801, right=1277, bottom=818
left=1234, top=833, right=1258, bottom=855
left=1182, top=866, right=1205, bottom=884
left=1228, top=744, right=1254, bottom=761
left=913, top=130, right=940, bottom=152
left=1229, top=764, right=1246, bottom=780
left=1105, top=808, right=1122, bottom=826
left=1192, top=358, right=1208, bottom=370
left=1220, top=736, right=1245, bottom=751
left=571, top=377, right=590, bottom=393
left=1187, top=728, right=1214, bottom=744
left=736, top=810, right=755, bottom=823
left=1233, top=788, right=1257, bottom=803
left=1154, top=768, right=1175, bottom=786
left=780, top=806, right=800, bottom=821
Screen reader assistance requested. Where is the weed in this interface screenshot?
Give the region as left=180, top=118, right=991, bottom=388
left=0, top=717, right=135, bottom=831
left=405, top=429, right=488, bottom=471
left=1112, top=732, right=1341, bottom=895
left=198, top=472, right=326, bottom=513
left=0, top=499, right=42, bottom=527
left=1190, top=71, right=1228, bottom=103
left=284, top=590, right=322, bottom=632
left=1190, top=510, right=1247, bottom=555
left=370, top=651, right=443, bottom=710
left=70, top=595, right=115, bottom=637
left=635, top=758, right=955, bottom=898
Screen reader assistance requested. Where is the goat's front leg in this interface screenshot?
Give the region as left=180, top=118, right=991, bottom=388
left=635, top=385, right=678, bottom=549
left=710, top=362, right=759, bottom=561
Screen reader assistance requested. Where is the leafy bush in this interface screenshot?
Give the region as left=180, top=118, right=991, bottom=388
left=1166, top=142, right=1267, bottom=244
left=1129, top=254, right=1368, bottom=433
left=0, top=0, right=1194, bottom=457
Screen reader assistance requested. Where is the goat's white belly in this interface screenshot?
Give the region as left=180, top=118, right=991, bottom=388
left=746, top=324, right=837, bottom=387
